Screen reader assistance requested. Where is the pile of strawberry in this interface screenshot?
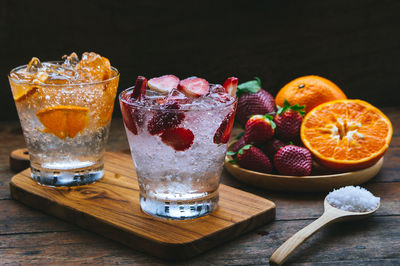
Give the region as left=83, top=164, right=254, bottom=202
left=227, top=78, right=313, bottom=176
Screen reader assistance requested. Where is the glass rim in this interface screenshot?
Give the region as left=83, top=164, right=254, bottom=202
left=119, top=86, right=238, bottom=111
left=8, top=61, right=119, bottom=87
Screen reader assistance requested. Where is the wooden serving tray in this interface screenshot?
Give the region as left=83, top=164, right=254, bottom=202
left=9, top=152, right=275, bottom=260
left=225, top=142, right=383, bottom=192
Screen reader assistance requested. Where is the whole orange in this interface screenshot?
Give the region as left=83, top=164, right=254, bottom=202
left=275, top=75, right=347, bottom=113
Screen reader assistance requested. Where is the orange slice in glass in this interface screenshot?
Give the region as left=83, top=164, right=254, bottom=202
left=36, top=106, right=89, bottom=139
left=12, top=84, right=39, bottom=102
left=300, top=99, right=392, bottom=171
left=98, top=100, right=114, bottom=127
left=97, top=75, right=119, bottom=126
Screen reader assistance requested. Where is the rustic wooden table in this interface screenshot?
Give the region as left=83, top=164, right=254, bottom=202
left=1, top=107, right=399, bottom=265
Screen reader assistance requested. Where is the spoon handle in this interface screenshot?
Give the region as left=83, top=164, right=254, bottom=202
left=269, top=210, right=339, bottom=265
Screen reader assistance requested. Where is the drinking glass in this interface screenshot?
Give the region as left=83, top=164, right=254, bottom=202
left=9, top=63, right=119, bottom=187
left=120, top=87, right=237, bottom=220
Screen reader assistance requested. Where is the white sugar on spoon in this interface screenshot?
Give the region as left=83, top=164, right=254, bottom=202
left=270, top=186, right=380, bottom=266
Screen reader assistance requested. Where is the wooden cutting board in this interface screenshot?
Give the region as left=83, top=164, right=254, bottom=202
left=9, top=151, right=275, bottom=260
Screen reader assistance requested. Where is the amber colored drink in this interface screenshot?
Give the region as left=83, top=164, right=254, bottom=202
left=9, top=52, right=119, bottom=187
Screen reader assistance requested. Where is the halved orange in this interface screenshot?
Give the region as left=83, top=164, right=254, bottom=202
left=36, top=105, right=89, bottom=139
left=301, top=99, right=392, bottom=171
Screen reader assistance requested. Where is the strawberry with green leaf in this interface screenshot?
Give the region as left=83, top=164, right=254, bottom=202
left=236, top=77, right=276, bottom=124
left=244, top=114, right=275, bottom=145
left=227, top=144, right=272, bottom=174
left=274, top=100, right=305, bottom=141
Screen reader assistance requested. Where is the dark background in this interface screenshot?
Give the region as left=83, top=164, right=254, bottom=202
left=2, top=0, right=400, bottom=121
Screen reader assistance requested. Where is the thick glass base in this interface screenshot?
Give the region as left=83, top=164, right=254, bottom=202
left=140, top=192, right=219, bottom=220
left=30, top=163, right=104, bottom=187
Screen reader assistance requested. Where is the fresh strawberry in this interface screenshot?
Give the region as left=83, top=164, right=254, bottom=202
left=147, top=101, right=185, bottom=135
left=230, top=135, right=246, bottom=152
left=223, top=77, right=239, bottom=96
left=131, top=76, right=147, bottom=100
left=274, top=145, right=312, bottom=176
left=213, top=110, right=236, bottom=144
left=274, top=100, right=305, bottom=141
left=263, top=138, right=287, bottom=159
left=236, top=78, right=276, bottom=124
left=235, top=145, right=272, bottom=174
left=148, top=75, right=180, bottom=94
left=120, top=99, right=138, bottom=135
left=244, top=114, right=275, bottom=145
left=160, top=127, right=194, bottom=151
left=120, top=89, right=145, bottom=135
left=178, top=77, right=209, bottom=97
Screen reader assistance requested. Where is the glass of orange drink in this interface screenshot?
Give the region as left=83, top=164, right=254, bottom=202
left=9, top=52, right=119, bottom=187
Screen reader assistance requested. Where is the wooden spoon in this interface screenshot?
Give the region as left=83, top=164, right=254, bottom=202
left=269, top=198, right=380, bottom=265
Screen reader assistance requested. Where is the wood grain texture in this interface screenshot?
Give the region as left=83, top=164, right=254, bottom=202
left=1, top=216, right=399, bottom=265
left=9, top=148, right=29, bottom=172
left=269, top=199, right=379, bottom=265
left=9, top=152, right=276, bottom=260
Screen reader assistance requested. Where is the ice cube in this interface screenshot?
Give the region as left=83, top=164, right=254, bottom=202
left=143, top=90, right=165, bottom=105
left=209, top=84, right=225, bottom=94
left=209, top=91, right=231, bottom=104
left=81, top=52, right=100, bottom=64
left=32, top=71, right=49, bottom=84
left=45, top=73, right=70, bottom=84
left=42, top=63, right=76, bottom=84
left=76, top=52, right=112, bottom=81
left=26, top=57, right=42, bottom=73
left=167, top=88, right=187, bottom=100
left=146, top=89, right=165, bottom=98
left=62, top=52, right=79, bottom=66
left=10, top=72, right=31, bottom=82
left=166, top=89, right=193, bottom=105
left=208, top=84, right=232, bottom=104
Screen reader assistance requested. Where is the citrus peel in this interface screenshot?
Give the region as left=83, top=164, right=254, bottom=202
left=276, top=75, right=347, bottom=113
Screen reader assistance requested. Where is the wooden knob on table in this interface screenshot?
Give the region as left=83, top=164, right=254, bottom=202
left=9, top=148, right=30, bottom=172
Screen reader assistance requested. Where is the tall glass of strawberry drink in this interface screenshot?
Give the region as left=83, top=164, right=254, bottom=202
left=119, top=75, right=238, bottom=220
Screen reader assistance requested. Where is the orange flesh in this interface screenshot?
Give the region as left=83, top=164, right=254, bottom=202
left=36, top=106, right=89, bottom=139
left=301, top=99, right=392, bottom=170
left=13, top=85, right=38, bottom=102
